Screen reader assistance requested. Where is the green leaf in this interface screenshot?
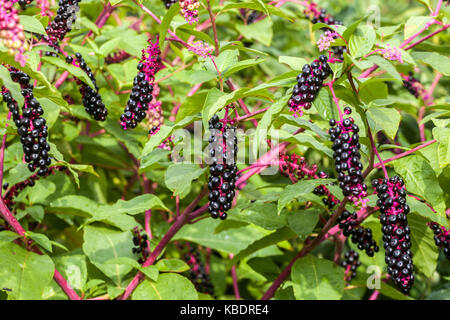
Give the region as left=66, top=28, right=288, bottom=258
left=229, top=227, right=296, bottom=265
left=348, top=25, right=376, bottom=58
left=391, top=155, right=446, bottom=217
left=26, top=231, right=53, bottom=252
left=159, top=3, right=180, bottom=48
left=223, top=58, right=266, bottom=77
left=313, top=88, right=338, bottom=121
left=236, top=19, right=273, bottom=47
left=0, top=65, right=24, bottom=106
left=366, top=55, right=402, bottom=81
left=287, top=208, right=320, bottom=240
left=367, top=106, right=401, bottom=140
left=277, top=179, right=334, bottom=214
left=404, top=16, right=433, bottom=40
left=139, top=266, right=159, bottom=282
left=19, top=15, right=46, bottom=34
left=41, top=56, right=96, bottom=89
left=111, top=194, right=169, bottom=215
left=82, top=225, right=135, bottom=286
left=164, top=164, right=206, bottom=198
left=54, top=254, right=88, bottom=291
left=227, top=202, right=287, bottom=230
left=132, top=273, right=198, bottom=300
left=155, top=259, right=190, bottom=273
left=99, top=38, right=121, bottom=57
left=279, top=56, right=307, bottom=71
left=0, top=242, right=54, bottom=299
left=409, top=214, right=439, bottom=278
left=291, top=255, right=345, bottom=300
left=432, top=127, right=450, bottom=168
left=0, top=230, right=21, bottom=243
left=411, top=52, right=450, bottom=76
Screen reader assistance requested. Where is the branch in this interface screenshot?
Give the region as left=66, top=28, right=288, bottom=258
left=373, top=139, right=437, bottom=168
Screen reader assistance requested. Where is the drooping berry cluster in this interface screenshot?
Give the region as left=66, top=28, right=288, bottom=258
left=312, top=183, right=339, bottom=209
left=120, top=39, right=161, bottom=130
left=288, top=55, right=331, bottom=117
left=44, top=0, right=80, bottom=45
left=183, top=246, right=214, bottom=295
left=3, top=166, right=68, bottom=211
left=0, top=0, right=29, bottom=66
left=179, top=0, right=199, bottom=25
left=131, top=227, right=149, bottom=264
left=147, top=84, right=164, bottom=136
left=161, top=0, right=178, bottom=9
left=337, top=210, right=379, bottom=256
left=105, top=50, right=130, bottom=65
left=2, top=68, right=51, bottom=175
left=329, top=109, right=368, bottom=207
left=207, top=114, right=238, bottom=220
left=303, top=2, right=346, bottom=59
left=372, top=176, right=414, bottom=294
left=402, top=72, right=432, bottom=104
left=428, top=222, right=450, bottom=260
left=66, top=53, right=107, bottom=121
left=238, top=9, right=260, bottom=24
left=341, top=250, right=361, bottom=283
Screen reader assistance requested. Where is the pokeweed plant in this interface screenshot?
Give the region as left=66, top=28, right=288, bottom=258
left=0, top=0, right=448, bottom=301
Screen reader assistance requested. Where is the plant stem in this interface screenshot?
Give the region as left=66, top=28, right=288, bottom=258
left=229, top=253, right=241, bottom=300
left=206, top=0, right=220, bottom=56
left=373, top=139, right=437, bottom=168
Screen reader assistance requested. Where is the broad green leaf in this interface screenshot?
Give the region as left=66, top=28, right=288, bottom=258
left=367, top=106, right=401, bottom=140
left=313, top=88, right=339, bottom=121
left=155, top=259, right=190, bottom=273
left=132, top=273, right=198, bottom=300
left=26, top=231, right=53, bottom=252
left=159, top=3, right=180, bottom=48
left=287, top=208, right=320, bottom=240
left=227, top=202, right=287, bottom=230
left=391, top=155, right=446, bottom=217
left=54, top=254, right=88, bottom=291
left=82, top=225, right=135, bottom=286
left=291, top=255, right=345, bottom=300
left=349, top=25, right=376, bottom=58
left=411, top=52, right=450, bottom=76
left=41, top=56, right=96, bottom=89
left=433, top=127, right=450, bottom=168
left=366, top=55, right=402, bottom=81
left=236, top=19, right=273, bottom=47
left=279, top=56, right=307, bottom=71
left=19, top=15, right=45, bottom=34
left=223, top=58, right=266, bottom=77
left=164, top=163, right=206, bottom=198
left=0, top=65, right=24, bottom=106
left=0, top=242, right=54, bottom=300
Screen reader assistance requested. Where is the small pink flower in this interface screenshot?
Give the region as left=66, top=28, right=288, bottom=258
left=188, top=41, right=214, bottom=58
left=180, top=0, right=200, bottom=25
left=0, top=0, right=29, bottom=66
left=317, top=30, right=338, bottom=52
left=377, top=44, right=403, bottom=63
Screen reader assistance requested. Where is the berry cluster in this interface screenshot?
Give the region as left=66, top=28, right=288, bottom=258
left=120, top=39, right=161, bottom=130
left=131, top=227, right=149, bottom=264
left=147, top=84, right=164, bottom=136
left=288, top=55, right=331, bottom=117
left=313, top=183, right=339, bottom=209
left=304, top=2, right=346, bottom=59
left=2, top=68, right=51, bottom=175
left=184, top=247, right=214, bottom=295
left=207, top=114, right=238, bottom=220
left=428, top=222, right=450, bottom=260
left=66, top=53, right=107, bottom=121
left=44, top=0, right=80, bottom=45
left=161, top=0, right=178, bottom=9
left=238, top=9, right=260, bottom=24
left=402, top=72, right=432, bottom=104
left=329, top=109, right=368, bottom=207
left=3, top=166, right=68, bottom=211
left=341, top=250, right=361, bottom=283
left=372, top=176, right=414, bottom=294
left=18, top=0, right=34, bottom=9
left=105, top=50, right=130, bottom=65
left=337, top=210, right=379, bottom=256
left=179, top=0, right=199, bottom=25
left=0, top=0, right=29, bottom=66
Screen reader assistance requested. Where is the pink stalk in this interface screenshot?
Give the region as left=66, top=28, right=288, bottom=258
left=327, top=82, right=343, bottom=121
left=368, top=128, right=389, bottom=179
left=229, top=254, right=241, bottom=300
left=373, top=139, right=437, bottom=168
left=404, top=24, right=450, bottom=50
left=226, top=79, right=258, bottom=127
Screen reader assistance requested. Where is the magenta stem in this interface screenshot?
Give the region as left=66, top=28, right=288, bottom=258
left=374, top=139, right=437, bottom=169
left=229, top=254, right=241, bottom=300
left=327, top=82, right=343, bottom=121
left=403, top=24, right=450, bottom=50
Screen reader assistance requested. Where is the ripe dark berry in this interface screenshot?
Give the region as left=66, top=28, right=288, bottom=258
left=44, top=0, right=81, bottom=46
left=161, top=0, right=178, bottom=9
left=131, top=227, right=150, bottom=263
left=428, top=221, right=450, bottom=260
left=288, top=57, right=331, bottom=117
left=372, top=176, right=414, bottom=294
left=207, top=112, right=238, bottom=220
left=329, top=117, right=367, bottom=206
left=120, top=40, right=161, bottom=130
left=183, top=245, right=214, bottom=295
left=341, top=250, right=361, bottom=283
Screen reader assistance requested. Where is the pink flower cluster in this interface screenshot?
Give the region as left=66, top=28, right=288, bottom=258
left=188, top=40, right=214, bottom=58
left=377, top=44, right=403, bottom=63
left=0, top=0, right=29, bottom=66
left=141, top=38, right=162, bottom=83
left=317, top=30, right=338, bottom=52
left=180, top=0, right=200, bottom=25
